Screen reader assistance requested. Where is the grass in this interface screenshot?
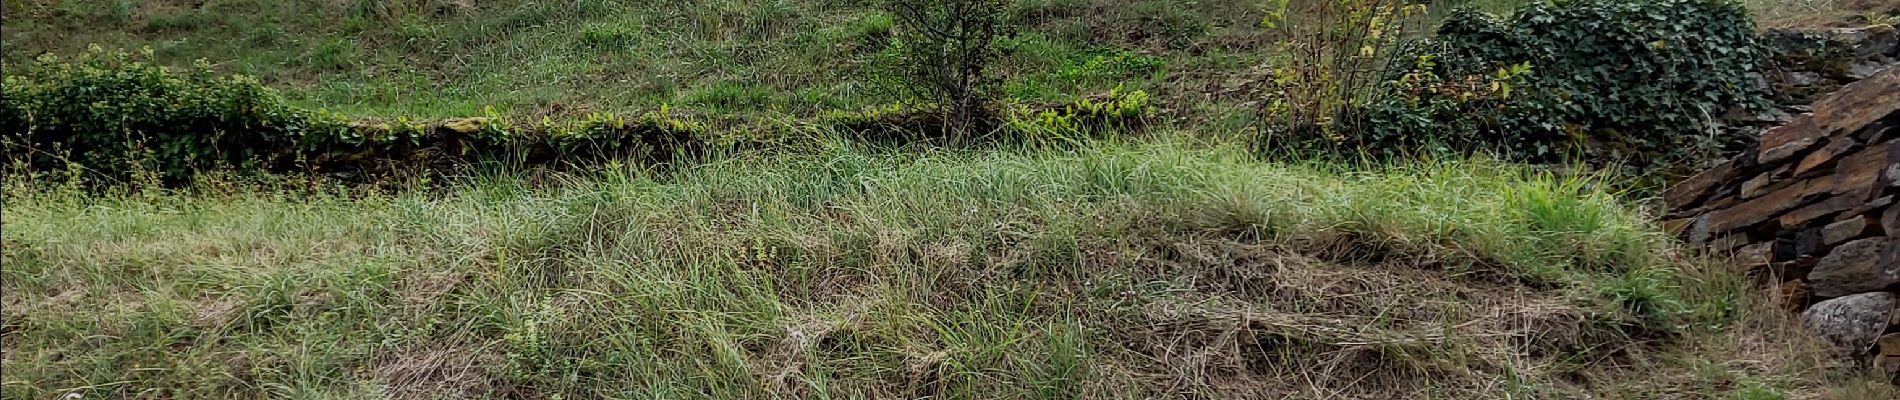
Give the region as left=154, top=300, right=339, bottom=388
left=0, top=0, right=1218, bottom=121
left=3, top=141, right=1886, bottom=399
left=1744, top=0, right=1900, bottom=28
left=5, top=1, right=1899, bottom=398
left=3, top=0, right=1880, bottom=124
left=0, top=0, right=1556, bottom=126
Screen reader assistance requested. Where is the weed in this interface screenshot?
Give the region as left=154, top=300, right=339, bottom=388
left=579, top=20, right=643, bottom=50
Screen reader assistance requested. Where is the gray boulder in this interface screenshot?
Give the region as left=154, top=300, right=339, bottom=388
left=1803, top=291, right=1897, bottom=357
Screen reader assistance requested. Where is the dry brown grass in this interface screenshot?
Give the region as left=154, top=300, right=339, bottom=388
left=373, top=342, right=502, bottom=400
left=1750, top=0, right=1900, bottom=29
left=1072, top=239, right=1635, bottom=398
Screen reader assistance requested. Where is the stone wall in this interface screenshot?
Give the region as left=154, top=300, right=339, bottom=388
left=1762, top=26, right=1898, bottom=105
left=1664, top=65, right=1899, bottom=377
left=1722, top=26, right=1899, bottom=142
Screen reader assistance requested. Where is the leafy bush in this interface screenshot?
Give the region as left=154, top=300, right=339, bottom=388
left=1348, top=0, right=1765, bottom=165
left=1, top=46, right=346, bottom=182
left=1337, top=53, right=1557, bottom=157
left=1259, top=0, right=1430, bottom=140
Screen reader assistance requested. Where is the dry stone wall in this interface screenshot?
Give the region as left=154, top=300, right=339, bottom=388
left=1665, top=65, right=1900, bottom=377
left=1720, top=26, right=1898, bottom=147
left=1761, top=26, right=1899, bottom=106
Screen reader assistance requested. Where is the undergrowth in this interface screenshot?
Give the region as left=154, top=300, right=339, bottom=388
left=1269, top=0, right=1766, bottom=170
left=1, top=143, right=1873, bottom=399
left=2, top=1, right=1894, bottom=398
left=0, top=46, right=1157, bottom=184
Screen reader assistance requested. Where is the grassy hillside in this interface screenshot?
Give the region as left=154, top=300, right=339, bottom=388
left=3, top=143, right=1886, bottom=399
left=2, top=0, right=1565, bottom=130
left=4, top=1, right=1883, bottom=122
left=2, top=0, right=1253, bottom=121
left=6, top=0, right=1900, bottom=399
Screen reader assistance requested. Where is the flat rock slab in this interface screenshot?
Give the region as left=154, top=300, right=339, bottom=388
left=1759, top=67, right=1900, bottom=162
left=1807, top=238, right=1896, bottom=297
left=1822, top=215, right=1874, bottom=245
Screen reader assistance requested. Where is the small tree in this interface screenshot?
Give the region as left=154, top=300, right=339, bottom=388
left=1259, top=0, right=1428, bottom=142
left=881, top=0, right=1007, bottom=137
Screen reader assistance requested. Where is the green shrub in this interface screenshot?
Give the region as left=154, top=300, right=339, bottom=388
left=1259, top=0, right=1430, bottom=140
left=817, top=86, right=1151, bottom=145
left=1, top=46, right=345, bottom=182
left=1053, top=50, right=1165, bottom=82
left=814, top=103, right=961, bottom=144
left=1354, top=0, right=1765, bottom=165
left=1345, top=56, right=1549, bottom=157
left=1009, top=48, right=1166, bottom=99
left=879, top=0, right=1010, bottom=136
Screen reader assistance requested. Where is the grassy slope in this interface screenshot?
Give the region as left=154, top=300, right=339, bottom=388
left=1, top=0, right=1263, bottom=122
left=2, top=143, right=1887, bottom=399
left=4, top=1, right=1880, bottom=123
left=5, top=0, right=1900, bottom=399
left=4, top=1, right=1877, bottom=122
left=3, top=0, right=1546, bottom=132
left=1745, top=0, right=1900, bottom=28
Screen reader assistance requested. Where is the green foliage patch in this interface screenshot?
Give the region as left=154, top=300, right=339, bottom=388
left=0, top=46, right=347, bottom=182
left=1289, top=0, right=1766, bottom=167
left=0, top=47, right=715, bottom=183
left=1004, top=85, right=1155, bottom=139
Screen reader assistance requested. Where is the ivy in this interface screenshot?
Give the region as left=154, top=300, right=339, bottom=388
left=1333, top=0, right=1767, bottom=166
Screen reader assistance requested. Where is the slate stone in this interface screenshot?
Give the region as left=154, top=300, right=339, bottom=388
left=1807, top=238, right=1897, bottom=297
left=1823, top=215, right=1875, bottom=245
left=1795, top=137, right=1860, bottom=175
left=1665, top=159, right=1738, bottom=209
left=1705, top=181, right=1809, bottom=234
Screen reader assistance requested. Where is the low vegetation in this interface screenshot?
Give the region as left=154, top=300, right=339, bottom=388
left=878, top=0, right=1009, bottom=136
left=1745, top=0, right=1900, bottom=28
left=0, top=45, right=1159, bottom=184
left=1265, top=0, right=1765, bottom=171
left=4, top=0, right=1898, bottom=398
left=0, top=0, right=1813, bottom=185
left=3, top=143, right=1882, bottom=398
left=0, top=0, right=1195, bottom=121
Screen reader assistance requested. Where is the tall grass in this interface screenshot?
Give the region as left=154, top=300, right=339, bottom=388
left=3, top=142, right=1857, bottom=399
